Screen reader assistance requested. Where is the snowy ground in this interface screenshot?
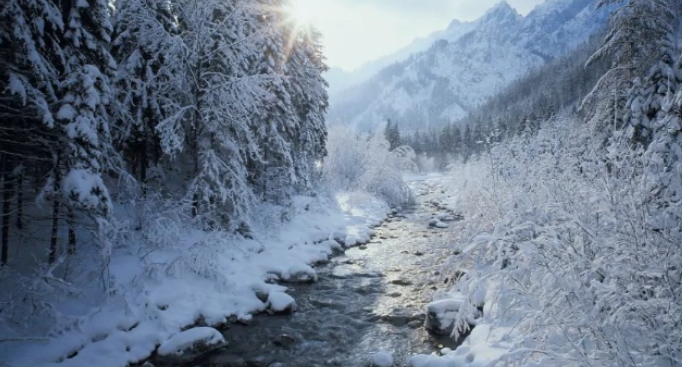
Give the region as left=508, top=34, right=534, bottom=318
left=2, top=173, right=542, bottom=367
left=0, top=192, right=389, bottom=367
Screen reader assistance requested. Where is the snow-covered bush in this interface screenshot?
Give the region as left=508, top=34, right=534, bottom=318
left=324, top=126, right=413, bottom=206
left=443, top=115, right=682, bottom=367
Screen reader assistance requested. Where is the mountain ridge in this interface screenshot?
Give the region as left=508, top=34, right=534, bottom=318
left=324, top=18, right=478, bottom=97
left=327, top=0, right=612, bottom=133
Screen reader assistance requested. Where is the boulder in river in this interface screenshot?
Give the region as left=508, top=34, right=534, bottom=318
left=370, top=351, right=394, bottom=367
left=429, top=219, right=449, bottom=229
left=155, top=327, right=227, bottom=365
left=272, top=334, right=296, bottom=347
left=281, top=264, right=318, bottom=283
left=437, top=213, right=458, bottom=222
left=423, top=298, right=464, bottom=335
left=267, top=291, right=297, bottom=314
left=389, top=278, right=413, bottom=286
left=380, top=313, right=410, bottom=327
left=407, top=320, right=422, bottom=329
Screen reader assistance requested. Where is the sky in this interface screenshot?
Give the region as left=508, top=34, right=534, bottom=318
left=294, top=0, right=547, bottom=71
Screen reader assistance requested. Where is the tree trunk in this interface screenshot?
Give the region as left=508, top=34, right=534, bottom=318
left=67, top=206, right=76, bottom=255
left=1, top=154, right=11, bottom=266
left=16, top=170, right=23, bottom=230
left=192, top=122, right=200, bottom=218
left=49, top=156, right=61, bottom=264
left=192, top=193, right=200, bottom=218
left=141, top=138, right=148, bottom=199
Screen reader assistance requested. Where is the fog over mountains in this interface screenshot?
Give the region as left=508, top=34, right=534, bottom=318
left=325, top=18, right=479, bottom=97
left=326, top=0, right=612, bottom=132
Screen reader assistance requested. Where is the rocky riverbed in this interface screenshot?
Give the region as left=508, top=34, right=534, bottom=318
left=196, top=180, right=463, bottom=367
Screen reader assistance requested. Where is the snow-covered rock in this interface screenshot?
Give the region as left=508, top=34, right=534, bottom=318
left=320, top=239, right=344, bottom=252
left=429, top=219, right=449, bottom=229
left=344, top=236, right=358, bottom=247
left=437, top=213, right=456, bottom=222
left=332, top=230, right=347, bottom=243
left=424, top=298, right=464, bottom=335
left=267, top=291, right=297, bottom=314
left=370, top=351, right=395, bottom=367
left=156, top=327, right=226, bottom=364
left=281, top=264, right=318, bottom=283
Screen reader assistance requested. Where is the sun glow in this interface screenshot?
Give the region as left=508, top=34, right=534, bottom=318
left=282, top=0, right=322, bottom=60
left=285, top=0, right=317, bottom=27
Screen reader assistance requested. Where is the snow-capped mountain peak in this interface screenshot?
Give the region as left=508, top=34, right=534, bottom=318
left=483, top=1, right=519, bottom=20
left=477, top=1, right=523, bottom=36
left=328, top=0, right=612, bottom=133
left=324, top=17, right=477, bottom=97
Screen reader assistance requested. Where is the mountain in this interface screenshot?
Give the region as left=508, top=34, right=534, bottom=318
left=324, top=19, right=478, bottom=97
left=327, top=0, right=613, bottom=133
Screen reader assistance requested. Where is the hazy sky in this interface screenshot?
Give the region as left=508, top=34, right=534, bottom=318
left=296, top=0, right=547, bottom=71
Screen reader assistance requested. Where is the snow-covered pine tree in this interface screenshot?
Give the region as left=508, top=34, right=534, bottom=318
left=1, top=0, right=62, bottom=126
left=592, top=0, right=677, bottom=74
left=633, top=56, right=682, bottom=364
left=383, top=119, right=401, bottom=151
left=247, top=0, right=298, bottom=205
left=617, top=46, right=682, bottom=362
left=111, top=0, right=185, bottom=197
left=53, top=0, right=117, bottom=259
left=177, top=0, right=262, bottom=230
left=626, top=56, right=679, bottom=146
left=283, top=27, right=328, bottom=194
left=1, top=0, right=64, bottom=264
left=586, top=0, right=678, bottom=133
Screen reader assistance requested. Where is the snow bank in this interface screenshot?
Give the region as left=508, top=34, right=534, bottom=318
left=157, top=327, right=224, bottom=356
left=0, top=192, right=390, bottom=367
left=407, top=323, right=511, bottom=367
left=267, top=291, right=297, bottom=314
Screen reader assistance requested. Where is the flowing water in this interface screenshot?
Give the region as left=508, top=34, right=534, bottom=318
left=211, top=180, right=459, bottom=367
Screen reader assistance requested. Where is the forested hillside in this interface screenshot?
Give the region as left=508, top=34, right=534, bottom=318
left=412, top=0, right=682, bottom=366
left=0, top=0, right=327, bottom=264
left=403, top=29, right=611, bottom=167
left=0, top=1, right=334, bottom=364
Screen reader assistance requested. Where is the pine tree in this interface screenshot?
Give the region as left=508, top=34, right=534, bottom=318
left=587, top=0, right=679, bottom=133
left=177, top=0, right=262, bottom=229
left=248, top=0, right=297, bottom=204
left=2, top=0, right=65, bottom=264
left=285, top=27, right=329, bottom=194
left=591, top=0, right=677, bottom=75
left=111, top=0, right=184, bottom=197
left=51, top=0, right=117, bottom=257
left=451, top=126, right=463, bottom=159
left=383, top=119, right=401, bottom=150
left=462, top=125, right=473, bottom=162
